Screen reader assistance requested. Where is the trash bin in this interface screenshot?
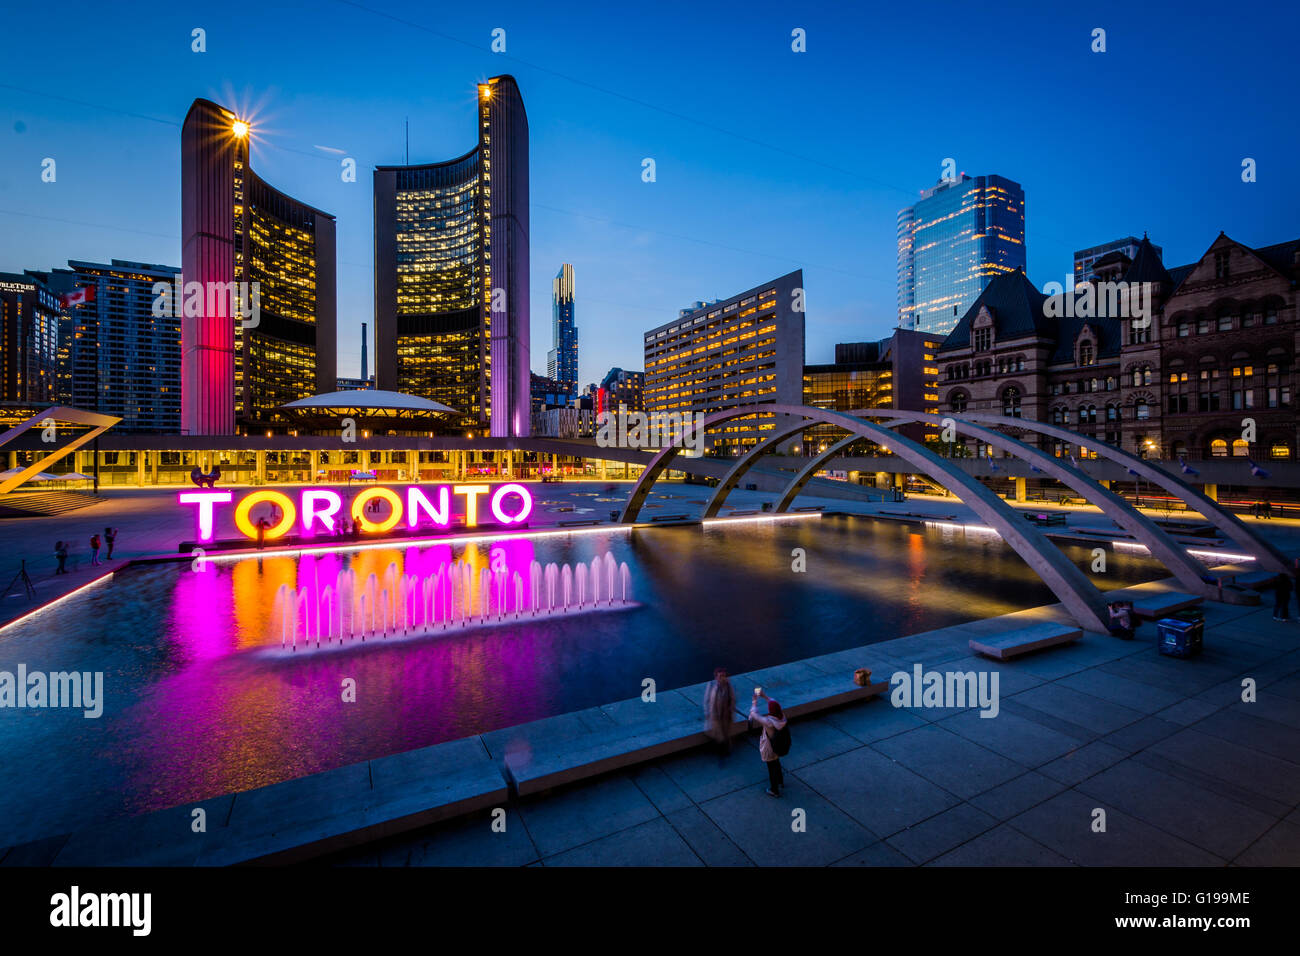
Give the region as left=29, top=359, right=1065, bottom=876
left=761, top=502, right=772, bottom=512
left=1171, top=607, right=1205, bottom=624
left=1157, top=617, right=1203, bottom=658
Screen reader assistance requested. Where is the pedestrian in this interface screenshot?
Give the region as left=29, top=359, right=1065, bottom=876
left=103, top=526, right=117, bottom=560
left=749, top=690, right=790, bottom=797
left=255, top=516, right=270, bottom=551
left=703, top=668, right=736, bottom=757
left=1274, top=571, right=1293, bottom=623
left=1107, top=601, right=1136, bottom=640
left=89, top=532, right=101, bottom=566
left=54, top=540, right=68, bottom=575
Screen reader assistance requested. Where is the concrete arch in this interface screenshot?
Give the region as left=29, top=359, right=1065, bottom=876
left=700, top=416, right=908, bottom=519
left=844, top=408, right=1220, bottom=597
left=954, top=412, right=1291, bottom=573
left=775, top=435, right=863, bottom=512
left=618, top=404, right=1113, bottom=631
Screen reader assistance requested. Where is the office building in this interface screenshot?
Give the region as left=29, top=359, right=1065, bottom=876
left=1073, top=236, right=1162, bottom=285
left=0, top=272, right=61, bottom=404
left=803, top=328, right=944, bottom=447
left=181, top=98, right=337, bottom=435
left=548, top=264, right=578, bottom=399
left=1071, top=238, right=1164, bottom=286
left=897, top=174, right=1026, bottom=336
left=29, top=260, right=181, bottom=431
left=374, top=75, right=530, bottom=437
left=644, top=270, right=805, bottom=453
left=530, top=372, right=569, bottom=412
left=598, top=367, right=644, bottom=414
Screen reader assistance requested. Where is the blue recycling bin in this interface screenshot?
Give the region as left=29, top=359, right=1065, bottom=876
left=1157, top=617, right=1203, bottom=658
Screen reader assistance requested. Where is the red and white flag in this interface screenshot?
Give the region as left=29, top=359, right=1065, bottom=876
left=60, top=285, right=95, bottom=308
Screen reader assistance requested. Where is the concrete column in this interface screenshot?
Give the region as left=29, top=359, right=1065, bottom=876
left=309, top=450, right=319, bottom=483
left=150, top=453, right=159, bottom=485
left=599, top=457, right=608, bottom=480
left=136, top=453, right=145, bottom=486
left=1014, top=476, right=1027, bottom=502
left=256, top=451, right=267, bottom=485
left=1203, top=483, right=1218, bottom=502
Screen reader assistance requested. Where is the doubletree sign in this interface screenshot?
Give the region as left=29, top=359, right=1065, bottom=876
left=178, top=483, right=534, bottom=543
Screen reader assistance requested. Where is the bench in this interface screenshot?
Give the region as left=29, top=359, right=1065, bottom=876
left=969, top=622, right=1083, bottom=660
left=1023, top=512, right=1068, bottom=527
left=649, top=513, right=691, bottom=522
left=557, top=518, right=603, bottom=527
left=1129, top=591, right=1204, bottom=620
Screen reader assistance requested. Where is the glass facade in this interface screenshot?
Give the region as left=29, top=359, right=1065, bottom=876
left=181, top=98, right=336, bottom=435
left=897, top=174, right=1026, bottom=336
left=0, top=274, right=61, bottom=405
left=374, top=76, right=530, bottom=437
left=549, top=263, right=578, bottom=399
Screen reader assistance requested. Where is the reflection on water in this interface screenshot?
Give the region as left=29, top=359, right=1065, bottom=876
left=0, top=516, right=1167, bottom=844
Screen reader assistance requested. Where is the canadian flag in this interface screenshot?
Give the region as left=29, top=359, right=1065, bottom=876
left=60, top=285, right=95, bottom=308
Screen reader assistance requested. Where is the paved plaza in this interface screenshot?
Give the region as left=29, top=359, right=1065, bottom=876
left=2, top=479, right=1298, bottom=867
left=319, top=597, right=1300, bottom=867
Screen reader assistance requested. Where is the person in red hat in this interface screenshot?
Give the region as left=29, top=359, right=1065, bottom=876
left=749, top=690, right=790, bottom=796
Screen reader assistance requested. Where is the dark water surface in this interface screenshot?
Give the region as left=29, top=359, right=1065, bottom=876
left=0, top=515, right=1167, bottom=844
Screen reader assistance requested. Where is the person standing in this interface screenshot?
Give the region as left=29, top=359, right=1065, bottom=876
left=749, top=691, right=789, bottom=797
left=703, top=668, right=736, bottom=756
left=54, top=540, right=68, bottom=575
left=1275, top=571, right=1293, bottom=623
left=89, top=532, right=101, bottom=567
left=255, top=516, right=270, bottom=550
left=103, top=526, right=117, bottom=560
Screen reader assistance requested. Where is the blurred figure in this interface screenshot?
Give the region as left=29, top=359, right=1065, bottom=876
left=89, top=532, right=101, bottom=567
left=1274, top=571, right=1293, bottom=623
left=703, top=667, right=735, bottom=757
left=103, top=526, right=118, bottom=560
left=1107, top=601, right=1136, bottom=640
left=749, top=691, right=789, bottom=797
left=54, top=540, right=68, bottom=575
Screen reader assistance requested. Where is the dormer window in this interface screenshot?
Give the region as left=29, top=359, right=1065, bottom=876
left=1078, top=341, right=1095, bottom=366
left=973, top=327, right=991, bottom=351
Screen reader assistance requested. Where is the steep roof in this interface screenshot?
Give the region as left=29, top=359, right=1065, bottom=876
left=1253, top=239, right=1300, bottom=277
left=1122, top=235, right=1172, bottom=287
left=939, top=270, right=1050, bottom=351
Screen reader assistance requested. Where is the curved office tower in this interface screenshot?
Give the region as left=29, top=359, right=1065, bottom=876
left=181, top=98, right=337, bottom=435
left=374, top=75, right=530, bottom=437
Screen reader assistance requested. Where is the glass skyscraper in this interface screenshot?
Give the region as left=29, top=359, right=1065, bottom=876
left=896, top=174, right=1025, bottom=336
left=181, top=98, right=337, bottom=435
left=374, top=75, right=531, bottom=437
left=548, top=263, right=578, bottom=400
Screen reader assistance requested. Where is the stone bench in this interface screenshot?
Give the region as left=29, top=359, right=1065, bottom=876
left=503, top=717, right=710, bottom=796
left=969, top=622, right=1083, bottom=660
left=1233, top=570, right=1283, bottom=589
left=1023, top=511, right=1068, bottom=526
left=1129, top=591, right=1204, bottom=620
left=746, top=671, right=891, bottom=719
left=205, top=737, right=505, bottom=865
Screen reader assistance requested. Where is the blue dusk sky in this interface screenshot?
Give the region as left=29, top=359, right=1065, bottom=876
left=1, top=0, right=1297, bottom=383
